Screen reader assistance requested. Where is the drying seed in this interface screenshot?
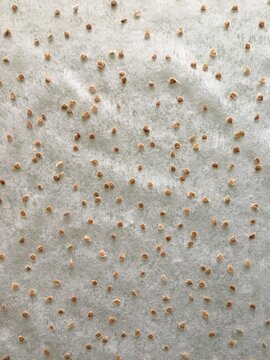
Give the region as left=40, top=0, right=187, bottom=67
left=231, top=5, right=238, bottom=12
left=86, top=23, right=92, bottom=31
left=228, top=339, right=237, bottom=347
left=200, top=4, right=206, bottom=12
left=181, top=352, right=190, bottom=360
left=18, top=336, right=26, bottom=343
left=229, top=91, right=238, bottom=99
left=210, top=48, right=217, bottom=58
left=201, top=310, right=209, bottom=319
left=177, top=27, right=183, bottom=36
left=97, top=60, right=106, bottom=70
left=168, top=77, right=178, bottom=85
left=178, top=322, right=186, bottom=331
left=234, top=130, right=245, bottom=138
left=98, top=250, right=107, bottom=258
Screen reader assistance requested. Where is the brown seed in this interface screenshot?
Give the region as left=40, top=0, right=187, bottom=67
left=209, top=48, right=217, bottom=58
left=86, top=23, right=92, bottom=31
left=234, top=130, right=245, bottom=139
left=229, top=91, right=238, bottom=99
left=200, top=4, right=206, bottom=12
left=181, top=353, right=190, bottom=360
left=113, top=298, right=121, bottom=306
left=22, top=311, right=30, bottom=319
left=18, top=335, right=26, bottom=343
left=144, top=31, right=151, bottom=39
left=12, top=4, right=18, bottom=12
left=228, top=339, right=237, bottom=347
left=134, top=329, right=141, bottom=337
left=231, top=5, right=238, bottom=12
left=178, top=322, right=186, bottom=331
left=202, top=64, right=208, bottom=71
left=224, top=20, right=230, bottom=29
left=168, top=77, right=178, bottom=85
left=259, top=21, right=265, bottom=28
left=257, top=94, right=264, bottom=102
left=98, top=250, right=107, bottom=258
left=201, top=310, right=209, bottom=319
left=177, top=27, right=183, bottom=36
left=97, top=60, right=106, bottom=70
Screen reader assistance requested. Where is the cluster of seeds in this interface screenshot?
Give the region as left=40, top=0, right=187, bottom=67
left=0, top=1, right=269, bottom=360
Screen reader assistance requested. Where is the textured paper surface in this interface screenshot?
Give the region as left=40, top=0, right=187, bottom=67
left=0, top=1, right=270, bottom=359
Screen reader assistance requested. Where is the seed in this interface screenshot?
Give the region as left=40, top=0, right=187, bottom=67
left=210, top=48, right=217, bottom=58
left=113, top=298, right=121, bottom=306
left=168, top=77, right=178, bottom=84
left=43, top=348, right=50, bottom=356
left=216, top=254, right=224, bottom=263
left=259, top=21, right=265, bottom=28
left=224, top=20, right=230, bottom=29
left=228, top=339, right=237, bottom=347
left=177, top=96, right=184, bottom=103
left=231, top=5, right=238, bottom=12
left=202, top=64, right=208, bottom=71
left=2, top=56, right=10, bottom=63
left=86, top=23, right=92, bottom=31
left=129, top=177, right=136, bottom=184
left=73, top=4, right=79, bottom=13
left=187, top=191, right=196, bottom=199
left=97, top=60, right=106, bottom=70
left=234, top=130, right=245, bottom=139
left=178, top=322, right=186, bottom=331
left=209, top=331, right=216, bottom=337
left=144, top=30, right=151, bottom=39
left=229, top=235, right=237, bottom=244
left=98, top=250, right=107, bottom=258
left=201, top=310, right=209, bottom=319
left=86, top=311, right=94, bottom=320
left=229, top=91, right=238, bottom=99
left=80, top=54, right=88, bottom=62
left=228, top=178, right=236, bottom=186
left=11, top=4, right=18, bottom=12
left=29, top=288, right=36, bottom=297
left=250, top=303, right=256, bottom=310
left=141, top=253, right=149, bottom=260
left=45, top=296, right=54, bottom=303
left=215, top=72, right=222, bottom=80
left=18, top=336, right=26, bottom=343
left=164, top=188, right=172, bottom=196
left=177, top=27, right=183, bottom=36
left=200, top=4, right=206, bottom=12
left=243, top=259, right=251, bottom=268
left=134, top=329, right=141, bottom=337
left=22, top=311, right=29, bottom=319
left=181, top=352, right=190, bottom=360
left=257, top=94, right=264, bottom=102
left=133, top=10, right=141, bottom=18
